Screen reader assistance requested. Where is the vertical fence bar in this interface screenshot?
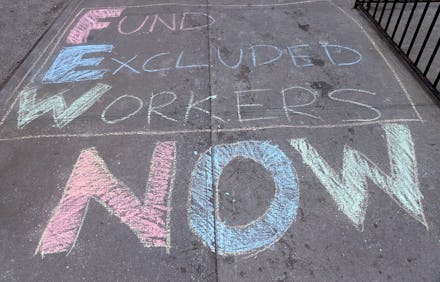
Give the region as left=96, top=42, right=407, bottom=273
left=378, top=0, right=389, bottom=25
left=415, top=5, right=440, bottom=66
left=392, top=0, right=408, bottom=39
left=385, top=0, right=398, bottom=32
left=398, top=0, right=418, bottom=48
left=355, top=0, right=440, bottom=100
left=407, top=0, right=431, bottom=56
left=367, top=0, right=372, bottom=12
left=423, top=35, right=440, bottom=76
left=373, top=0, right=381, bottom=18
left=434, top=71, right=440, bottom=88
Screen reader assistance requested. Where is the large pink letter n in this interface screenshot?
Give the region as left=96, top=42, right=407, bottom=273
left=36, top=142, right=176, bottom=257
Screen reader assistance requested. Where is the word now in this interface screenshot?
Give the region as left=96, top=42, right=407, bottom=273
left=41, top=43, right=362, bottom=84
left=67, top=9, right=215, bottom=44
left=36, top=124, right=426, bottom=257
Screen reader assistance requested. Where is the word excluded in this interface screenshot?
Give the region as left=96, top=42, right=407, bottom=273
left=41, top=43, right=362, bottom=84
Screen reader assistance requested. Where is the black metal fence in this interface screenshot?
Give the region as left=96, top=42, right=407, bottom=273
left=355, top=0, right=440, bottom=100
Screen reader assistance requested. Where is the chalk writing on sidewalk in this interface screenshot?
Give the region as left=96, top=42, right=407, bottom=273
left=0, top=1, right=422, bottom=140
left=0, top=1, right=429, bottom=258
left=36, top=141, right=176, bottom=257
left=36, top=124, right=426, bottom=256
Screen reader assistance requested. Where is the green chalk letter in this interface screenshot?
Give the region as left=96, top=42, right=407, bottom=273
left=290, top=124, right=426, bottom=228
left=18, top=83, right=111, bottom=128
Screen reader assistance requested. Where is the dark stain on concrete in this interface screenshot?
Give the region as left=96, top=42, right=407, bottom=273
left=297, top=22, right=310, bottom=32
left=310, top=80, right=334, bottom=96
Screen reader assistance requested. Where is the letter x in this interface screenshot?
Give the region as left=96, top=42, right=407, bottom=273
left=111, top=55, right=140, bottom=75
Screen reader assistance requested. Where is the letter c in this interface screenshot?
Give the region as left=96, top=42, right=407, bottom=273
left=142, top=52, right=172, bottom=72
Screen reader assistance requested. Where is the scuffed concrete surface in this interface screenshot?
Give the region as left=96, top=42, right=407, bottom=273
left=0, top=0, right=68, bottom=85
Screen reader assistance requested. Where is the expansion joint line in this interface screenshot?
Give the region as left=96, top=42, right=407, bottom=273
left=205, top=1, right=219, bottom=281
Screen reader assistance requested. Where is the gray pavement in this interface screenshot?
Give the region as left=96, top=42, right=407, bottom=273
left=0, top=0, right=69, bottom=86
left=0, top=0, right=439, bottom=281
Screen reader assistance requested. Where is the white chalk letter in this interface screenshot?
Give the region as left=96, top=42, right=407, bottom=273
left=290, top=123, right=426, bottom=229
left=18, top=83, right=111, bottom=128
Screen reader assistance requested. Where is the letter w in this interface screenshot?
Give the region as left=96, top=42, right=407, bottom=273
left=36, top=141, right=176, bottom=257
left=290, top=124, right=426, bottom=229
left=17, top=83, right=111, bottom=129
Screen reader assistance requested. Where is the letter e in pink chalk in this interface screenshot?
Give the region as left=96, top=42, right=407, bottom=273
left=67, top=8, right=124, bottom=44
left=35, top=141, right=176, bottom=257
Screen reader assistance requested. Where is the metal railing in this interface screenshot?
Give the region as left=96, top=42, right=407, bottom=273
left=355, top=0, right=440, bottom=101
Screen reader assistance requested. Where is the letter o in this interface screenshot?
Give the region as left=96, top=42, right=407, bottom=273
left=188, top=141, right=299, bottom=256
left=101, top=95, right=143, bottom=124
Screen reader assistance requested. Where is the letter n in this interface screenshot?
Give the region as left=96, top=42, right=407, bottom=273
left=36, top=141, right=176, bottom=257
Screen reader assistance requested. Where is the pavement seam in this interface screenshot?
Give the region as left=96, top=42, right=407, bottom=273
left=205, top=1, right=220, bottom=281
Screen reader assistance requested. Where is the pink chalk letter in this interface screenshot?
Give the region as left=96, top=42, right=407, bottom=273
left=36, top=142, right=176, bottom=256
left=67, top=8, right=124, bottom=44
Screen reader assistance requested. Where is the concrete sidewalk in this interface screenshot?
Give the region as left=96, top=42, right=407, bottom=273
left=0, top=0, right=69, bottom=86
left=0, top=0, right=439, bottom=281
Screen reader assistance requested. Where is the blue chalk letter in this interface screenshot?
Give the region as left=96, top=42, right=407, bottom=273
left=188, top=141, right=299, bottom=256
left=42, top=44, right=113, bottom=84
left=321, top=44, right=362, bottom=66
